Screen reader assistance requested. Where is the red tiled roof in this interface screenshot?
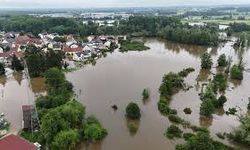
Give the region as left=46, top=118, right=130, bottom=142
left=0, top=134, right=37, bottom=150
left=64, top=46, right=82, bottom=53
left=16, top=36, right=30, bottom=45
left=27, top=38, right=42, bottom=45
left=0, top=50, right=24, bottom=59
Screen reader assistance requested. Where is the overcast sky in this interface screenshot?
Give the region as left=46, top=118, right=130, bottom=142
left=1, top=0, right=250, bottom=8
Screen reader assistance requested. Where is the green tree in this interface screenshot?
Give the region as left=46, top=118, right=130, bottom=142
left=83, top=117, right=107, bottom=142
left=200, top=99, right=215, bottom=117
left=40, top=109, right=69, bottom=144
left=46, top=50, right=63, bottom=69
left=25, top=45, right=46, bottom=77
left=51, top=129, right=80, bottom=150
left=0, top=63, right=5, bottom=75
left=60, top=100, right=85, bottom=128
left=176, top=132, right=222, bottom=150
left=165, top=125, right=183, bottom=139
left=45, top=68, right=66, bottom=88
left=126, top=102, right=141, bottom=119
left=11, top=55, right=24, bottom=71
left=217, top=54, right=228, bottom=67
left=217, top=95, right=227, bottom=107
left=201, top=52, right=213, bottom=69
left=230, top=65, right=243, bottom=80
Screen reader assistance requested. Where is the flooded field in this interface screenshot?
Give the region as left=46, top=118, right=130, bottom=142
left=0, top=38, right=249, bottom=149
left=66, top=38, right=250, bottom=150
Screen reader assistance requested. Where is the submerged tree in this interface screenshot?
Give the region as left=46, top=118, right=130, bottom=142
left=217, top=54, right=228, bottom=67
left=230, top=65, right=243, bottom=80
left=201, top=52, right=213, bottom=70
left=126, top=102, right=141, bottom=119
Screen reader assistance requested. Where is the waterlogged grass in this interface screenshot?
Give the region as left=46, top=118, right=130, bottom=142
left=119, top=40, right=150, bottom=52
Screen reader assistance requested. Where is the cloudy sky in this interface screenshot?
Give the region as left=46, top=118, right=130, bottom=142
left=0, top=0, right=250, bottom=8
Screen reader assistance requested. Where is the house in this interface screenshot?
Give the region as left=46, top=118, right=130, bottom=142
left=15, top=35, right=30, bottom=45
left=73, top=52, right=84, bottom=61
left=0, top=134, right=39, bottom=150
left=47, top=42, right=62, bottom=51
left=104, top=41, right=111, bottom=48
left=83, top=50, right=92, bottom=59
left=66, top=35, right=77, bottom=47
left=64, top=46, right=82, bottom=55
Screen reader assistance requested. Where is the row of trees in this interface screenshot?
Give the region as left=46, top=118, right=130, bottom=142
left=0, top=15, right=219, bottom=46
left=200, top=52, right=244, bottom=80
left=25, top=45, right=64, bottom=77
left=158, top=26, right=219, bottom=46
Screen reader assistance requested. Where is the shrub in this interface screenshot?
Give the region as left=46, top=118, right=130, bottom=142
left=213, top=74, right=227, bottom=92
left=51, top=129, right=80, bottom=150
left=176, top=131, right=231, bottom=150
left=227, top=115, right=250, bottom=146
left=126, top=102, right=141, bottom=119
left=183, top=108, right=192, bottom=114
left=83, top=123, right=107, bottom=142
left=158, top=99, right=170, bottom=116
left=216, top=132, right=225, bottom=139
left=200, top=99, right=215, bottom=117
left=190, top=126, right=209, bottom=133
left=169, top=109, right=177, bottom=115
left=217, top=54, right=228, bottom=67
left=178, top=68, right=195, bottom=77
left=225, top=108, right=237, bottom=115
left=159, top=72, right=183, bottom=97
left=217, top=95, right=227, bottom=107
left=142, top=88, right=149, bottom=100
left=165, top=125, right=183, bottom=139
left=168, top=115, right=183, bottom=124
left=201, top=52, right=213, bottom=69
left=183, top=133, right=195, bottom=141
left=230, top=65, right=243, bottom=80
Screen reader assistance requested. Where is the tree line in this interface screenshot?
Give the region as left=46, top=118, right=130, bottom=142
left=0, top=15, right=219, bottom=46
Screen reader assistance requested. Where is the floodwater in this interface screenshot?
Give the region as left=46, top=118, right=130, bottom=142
left=0, top=71, right=46, bottom=133
left=66, top=38, right=250, bottom=150
left=0, top=38, right=249, bottom=149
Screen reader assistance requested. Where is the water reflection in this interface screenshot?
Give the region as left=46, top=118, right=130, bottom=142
left=0, top=75, right=7, bottom=86
left=199, top=116, right=213, bottom=127
left=196, top=69, right=212, bottom=82
left=126, top=118, right=140, bottom=136
left=162, top=39, right=208, bottom=57
left=13, top=72, right=23, bottom=85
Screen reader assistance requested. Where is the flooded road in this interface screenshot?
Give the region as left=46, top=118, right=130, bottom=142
left=0, top=71, right=46, bottom=133
left=66, top=38, right=250, bottom=150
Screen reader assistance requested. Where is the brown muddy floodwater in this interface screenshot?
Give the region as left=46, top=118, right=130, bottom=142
left=66, top=38, right=250, bottom=150
left=0, top=72, right=46, bottom=134
left=0, top=38, right=249, bottom=150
